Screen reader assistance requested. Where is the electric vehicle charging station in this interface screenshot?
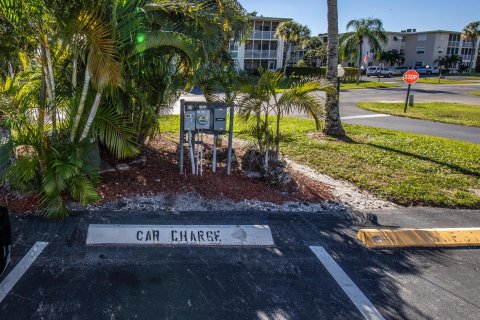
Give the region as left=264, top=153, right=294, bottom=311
left=179, top=100, right=234, bottom=176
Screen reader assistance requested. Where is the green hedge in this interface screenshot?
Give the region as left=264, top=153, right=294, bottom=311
left=286, top=66, right=358, bottom=82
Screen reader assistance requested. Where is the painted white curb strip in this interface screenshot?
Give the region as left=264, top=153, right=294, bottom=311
left=87, top=225, right=274, bottom=246
left=309, top=246, right=385, bottom=320
left=0, top=242, right=49, bottom=304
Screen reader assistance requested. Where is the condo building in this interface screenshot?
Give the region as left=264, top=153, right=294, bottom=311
left=231, top=15, right=479, bottom=72
left=347, top=29, right=480, bottom=69
left=230, top=16, right=290, bottom=73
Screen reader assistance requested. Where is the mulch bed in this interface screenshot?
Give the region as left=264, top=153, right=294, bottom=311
left=0, top=134, right=334, bottom=213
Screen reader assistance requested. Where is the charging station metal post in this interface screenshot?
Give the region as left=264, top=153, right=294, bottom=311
left=179, top=100, right=234, bottom=176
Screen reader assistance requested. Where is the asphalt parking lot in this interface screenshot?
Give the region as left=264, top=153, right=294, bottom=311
left=1, top=209, right=480, bottom=320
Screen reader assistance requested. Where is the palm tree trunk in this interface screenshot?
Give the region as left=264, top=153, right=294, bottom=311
left=323, top=0, right=345, bottom=138
left=275, top=109, right=281, bottom=161
left=264, top=115, right=269, bottom=171
left=72, top=57, right=78, bottom=90
left=71, top=68, right=91, bottom=142
left=80, top=90, right=103, bottom=141
left=39, top=68, right=47, bottom=148
left=469, top=39, right=476, bottom=74
left=283, top=41, right=291, bottom=75
left=256, top=112, right=263, bottom=153
left=45, top=45, right=56, bottom=133
left=356, top=41, right=363, bottom=85
left=7, top=61, right=14, bottom=78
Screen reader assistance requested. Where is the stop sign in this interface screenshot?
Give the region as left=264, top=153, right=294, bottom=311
left=403, top=70, right=420, bottom=84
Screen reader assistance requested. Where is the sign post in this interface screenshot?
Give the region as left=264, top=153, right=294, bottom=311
left=403, top=70, right=419, bottom=113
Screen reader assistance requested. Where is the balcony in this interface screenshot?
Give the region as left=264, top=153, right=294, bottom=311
left=448, top=41, right=460, bottom=47
left=244, top=50, right=278, bottom=59
left=250, top=31, right=276, bottom=40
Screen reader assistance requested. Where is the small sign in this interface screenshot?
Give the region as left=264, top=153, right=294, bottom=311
left=403, top=70, right=420, bottom=84
left=86, top=225, right=275, bottom=246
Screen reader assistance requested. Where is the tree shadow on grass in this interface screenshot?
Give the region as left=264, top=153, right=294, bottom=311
left=367, top=143, right=480, bottom=178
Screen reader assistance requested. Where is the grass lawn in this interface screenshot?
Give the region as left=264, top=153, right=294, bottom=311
left=275, top=79, right=399, bottom=93
left=468, top=91, right=480, bottom=96
left=341, top=81, right=399, bottom=90
left=357, top=102, right=480, bottom=127
left=158, top=115, right=480, bottom=208
left=394, top=77, right=480, bottom=84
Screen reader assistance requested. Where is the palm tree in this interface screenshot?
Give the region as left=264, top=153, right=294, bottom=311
left=323, top=0, right=345, bottom=137
left=275, top=21, right=311, bottom=75
left=0, top=0, right=249, bottom=218
left=340, top=18, right=387, bottom=84
left=239, top=69, right=327, bottom=169
left=436, top=55, right=462, bottom=70
left=379, top=49, right=405, bottom=66
left=462, top=21, right=480, bottom=74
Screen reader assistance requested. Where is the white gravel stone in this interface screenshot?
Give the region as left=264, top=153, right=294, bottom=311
left=285, top=159, right=398, bottom=211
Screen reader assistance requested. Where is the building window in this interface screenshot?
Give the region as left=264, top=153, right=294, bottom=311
left=417, top=34, right=427, bottom=41
left=414, top=61, right=423, bottom=67
left=416, top=47, right=425, bottom=54
left=369, top=48, right=375, bottom=53
left=449, top=34, right=460, bottom=41
left=368, top=62, right=373, bottom=66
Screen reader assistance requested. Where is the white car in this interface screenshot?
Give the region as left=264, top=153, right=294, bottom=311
left=380, top=67, right=395, bottom=77
left=366, top=66, right=381, bottom=77
left=426, top=66, right=440, bottom=75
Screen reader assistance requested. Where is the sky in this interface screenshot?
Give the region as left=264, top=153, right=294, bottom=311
left=239, top=0, right=480, bottom=35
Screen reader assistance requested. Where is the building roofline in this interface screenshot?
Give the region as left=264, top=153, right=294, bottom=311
left=398, top=30, right=460, bottom=34
left=248, top=16, right=292, bottom=22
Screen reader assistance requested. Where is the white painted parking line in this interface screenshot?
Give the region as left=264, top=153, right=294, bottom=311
left=342, top=114, right=391, bottom=120
left=0, top=242, right=49, bottom=304
left=87, top=225, right=274, bottom=246
left=309, top=246, right=385, bottom=320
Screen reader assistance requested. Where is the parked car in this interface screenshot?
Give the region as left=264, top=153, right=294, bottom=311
left=366, top=66, right=381, bottom=77
left=380, top=67, right=395, bottom=77
left=427, top=66, right=440, bottom=75
left=414, top=66, right=428, bottom=74
left=395, top=66, right=408, bottom=74
left=1, top=206, right=11, bottom=277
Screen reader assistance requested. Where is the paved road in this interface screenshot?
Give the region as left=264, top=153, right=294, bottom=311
left=337, top=82, right=480, bottom=144
left=1, top=209, right=480, bottom=319
left=174, top=81, right=480, bottom=143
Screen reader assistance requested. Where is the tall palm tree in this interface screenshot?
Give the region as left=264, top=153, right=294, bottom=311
left=340, top=18, right=387, bottom=84
left=462, top=21, right=480, bottom=74
left=323, top=0, right=345, bottom=137
left=275, top=21, right=311, bottom=75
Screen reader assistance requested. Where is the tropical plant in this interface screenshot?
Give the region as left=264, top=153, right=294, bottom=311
left=275, top=21, right=311, bottom=74
left=340, top=18, right=387, bottom=84
left=436, top=55, right=462, bottom=70
left=461, top=21, right=480, bottom=73
left=238, top=68, right=328, bottom=187
left=379, top=49, right=405, bottom=66
left=298, top=36, right=328, bottom=67
left=323, top=0, right=345, bottom=137
left=0, top=0, right=248, bottom=218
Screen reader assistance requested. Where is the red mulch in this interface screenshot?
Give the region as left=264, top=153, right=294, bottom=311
left=0, top=134, right=333, bottom=212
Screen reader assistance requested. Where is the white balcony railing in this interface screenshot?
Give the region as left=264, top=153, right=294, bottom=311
left=244, top=50, right=278, bottom=59
left=448, top=41, right=460, bottom=47
left=251, top=31, right=276, bottom=40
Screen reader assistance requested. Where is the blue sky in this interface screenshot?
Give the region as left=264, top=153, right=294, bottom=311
left=240, top=0, right=480, bottom=35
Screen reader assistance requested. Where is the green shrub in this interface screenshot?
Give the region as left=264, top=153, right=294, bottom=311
left=286, top=66, right=326, bottom=77
left=286, top=66, right=358, bottom=82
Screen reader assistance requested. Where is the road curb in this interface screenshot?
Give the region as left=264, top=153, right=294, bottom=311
left=357, top=228, right=480, bottom=248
